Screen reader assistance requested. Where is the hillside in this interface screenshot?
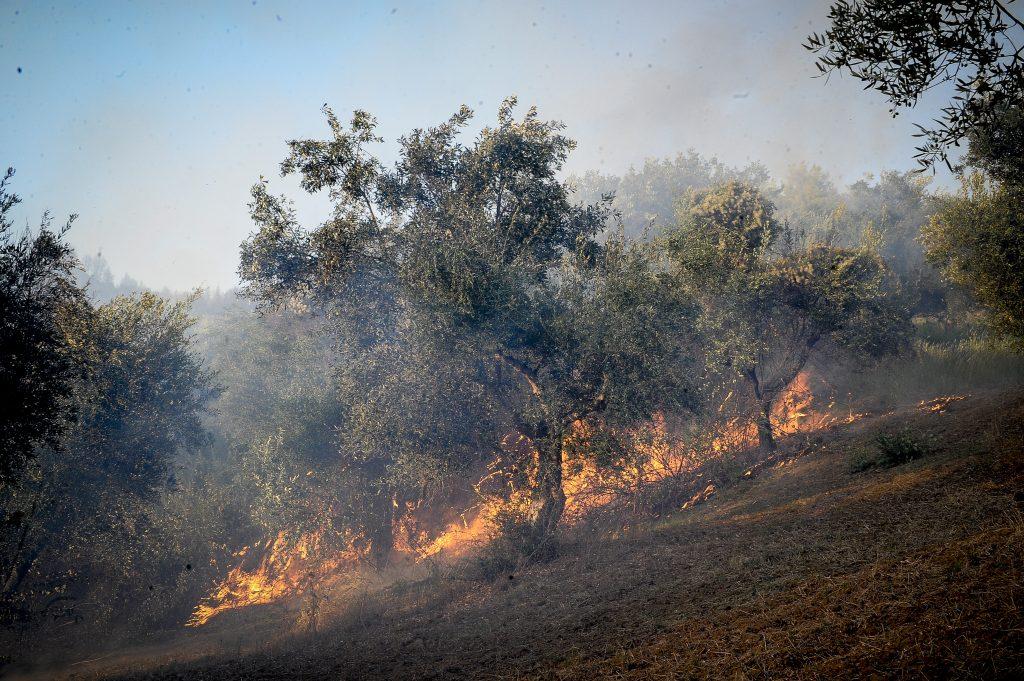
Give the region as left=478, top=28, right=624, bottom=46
left=57, top=390, right=1024, bottom=680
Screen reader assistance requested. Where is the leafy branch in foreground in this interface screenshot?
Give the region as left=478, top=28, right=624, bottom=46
left=807, top=0, right=1024, bottom=171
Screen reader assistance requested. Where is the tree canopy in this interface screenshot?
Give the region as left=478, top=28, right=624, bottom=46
left=923, top=173, right=1024, bottom=348
left=665, top=182, right=909, bottom=451
left=0, top=168, right=87, bottom=489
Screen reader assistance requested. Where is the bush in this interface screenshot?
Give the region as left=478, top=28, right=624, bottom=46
left=848, top=448, right=879, bottom=473
left=875, top=431, right=931, bottom=466
left=851, top=429, right=932, bottom=472
left=472, top=509, right=557, bottom=581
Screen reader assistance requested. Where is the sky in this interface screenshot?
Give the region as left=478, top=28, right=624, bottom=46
left=1, top=0, right=956, bottom=291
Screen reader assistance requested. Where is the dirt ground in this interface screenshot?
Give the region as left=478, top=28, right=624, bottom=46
left=52, top=390, right=1024, bottom=680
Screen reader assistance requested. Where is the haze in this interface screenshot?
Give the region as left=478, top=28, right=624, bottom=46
left=1, top=0, right=957, bottom=291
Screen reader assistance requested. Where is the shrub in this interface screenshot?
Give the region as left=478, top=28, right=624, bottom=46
left=472, top=509, right=557, bottom=581
left=852, top=430, right=932, bottom=472
left=874, top=430, right=931, bottom=466
left=848, top=448, right=879, bottom=473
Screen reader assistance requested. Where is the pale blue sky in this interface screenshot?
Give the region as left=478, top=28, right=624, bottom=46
left=2, top=0, right=953, bottom=290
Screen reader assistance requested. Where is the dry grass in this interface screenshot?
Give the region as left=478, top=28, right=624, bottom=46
left=50, top=390, right=1024, bottom=680
left=562, top=520, right=1023, bottom=679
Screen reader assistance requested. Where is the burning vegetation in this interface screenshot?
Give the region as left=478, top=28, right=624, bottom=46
left=3, top=92, right=1023, bottom=673
left=3, top=1, right=1024, bottom=676
left=187, top=369, right=863, bottom=628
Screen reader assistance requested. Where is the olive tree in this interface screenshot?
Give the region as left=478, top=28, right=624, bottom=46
left=807, top=0, right=1024, bottom=171
left=665, top=182, right=909, bottom=452
left=1, top=292, right=216, bottom=632
left=238, top=98, right=694, bottom=546
left=922, top=173, right=1024, bottom=349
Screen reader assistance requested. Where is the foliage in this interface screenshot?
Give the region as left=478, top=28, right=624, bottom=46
left=571, top=152, right=772, bottom=238
left=331, top=304, right=508, bottom=562
left=875, top=430, right=932, bottom=465
left=922, top=173, right=1024, bottom=349
left=1, top=292, right=216, bottom=637
left=238, top=98, right=696, bottom=546
left=775, top=163, right=840, bottom=234
left=0, top=168, right=88, bottom=488
left=852, top=429, right=933, bottom=471
left=844, top=172, right=936, bottom=272
left=471, top=505, right=553, bottom=581
left=203, top=309, right=343, bottom=537
left=665, top=181, right=910, bottom=450
left=962, top=103, right=1024, bottom=184
left=77, top=251, right=144, bottom=302
left=807, top=0, right=1024, bottom=170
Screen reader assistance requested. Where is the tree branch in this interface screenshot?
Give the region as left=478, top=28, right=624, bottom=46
left=494, top=353, right=542, bottom=398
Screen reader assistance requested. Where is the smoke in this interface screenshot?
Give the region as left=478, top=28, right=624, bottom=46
left=2, top=0, right=958, bottom=292
left=451, top=0, right=939, bottom=182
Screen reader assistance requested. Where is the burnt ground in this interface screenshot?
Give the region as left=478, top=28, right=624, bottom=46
left=55, top=390, right=1024, bottom=679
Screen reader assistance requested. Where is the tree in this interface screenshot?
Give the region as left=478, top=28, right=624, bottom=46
left=572, top=152, right=771, bottom=239
left=776, top=163, right=841, bottom=236
left=76, top=251, right=146, bottom=302
left=203, top=308, right=345, bottom=542
left=239, top=98, right=695, bottom=547
left=1, top=292, right=216, bottom=629
left=329, top=315, right=511, bottom=563
left=0, top=168, right=88, bottom=489
left=922, top=173, right=1024, bottom=348
left=962, top=103, right=1024, bottom=183
left=844, top=171, right=937, bottom=273
left=806, top=0, right=1024, bottom=170
left=665, top=182, right=909, bottom=452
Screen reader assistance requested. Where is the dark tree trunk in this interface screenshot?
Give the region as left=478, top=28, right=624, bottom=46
left=2, top=545, right=41, bottom=603
left=367, top=492, right=394, bottom=569
left=528, top=431, right=566, bottom=541
left=756, top=401, right=776, bottom=453
left=495, top=353, right=567, bottom=549
left=2, top=489, right=43, bottom=601
left=746, top=369, right=776, bottom=454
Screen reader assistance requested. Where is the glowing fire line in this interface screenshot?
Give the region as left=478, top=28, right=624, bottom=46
left=188, top=371, right=851, bottom=626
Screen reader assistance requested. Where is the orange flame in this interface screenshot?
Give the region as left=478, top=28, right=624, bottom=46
left=918, top=395, right=967, bottom=414
left=189, top=370, right=858, bottom=626
left=187, top=530, right=361, bottom=627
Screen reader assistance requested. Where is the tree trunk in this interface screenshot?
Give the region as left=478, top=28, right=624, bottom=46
left=2, top=545, right=41, bottom=603
left=2, top=489, right=43, bottom=601
left=528, top=431, right=566, bottom=541
left=746, top=369, right=776, bottom=454
left=367, top=492, right=394, bottom=569
left=755, top=401, right=776, bottom=453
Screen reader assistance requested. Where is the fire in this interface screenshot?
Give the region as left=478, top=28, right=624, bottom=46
left=187, top=530, right=361, bottom=627
left=709, top=371, right=865, bottom=453
left=560, top=415, right=683, bottom=520
left=918, top=395, right=967, bottom=414
left=415, top=512, right=493, bottom=559
left=189, top=370, right=854, bottom=627
left=769, top=370, right=858, bottom=435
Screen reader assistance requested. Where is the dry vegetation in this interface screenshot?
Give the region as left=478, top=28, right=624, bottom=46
left=38, top=387, right=1023, bottom=681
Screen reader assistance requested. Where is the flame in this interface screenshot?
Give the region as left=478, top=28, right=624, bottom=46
left=189, top=370, right=860, bottom=626
left=417, top=437, right=535, bottom=559
left=918, top=395, right=967, bottom=414
left=708, top=371, right=866, bottom=454
left=416, top=507, right=503, bottom=559
left=186, top=530, right=361, bottom=627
